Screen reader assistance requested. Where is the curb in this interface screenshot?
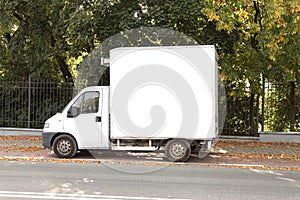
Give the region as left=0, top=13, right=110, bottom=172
left=1, top=156, right=299, bottom=171
left=0, top=128, right=42, bottom=136
left=218, top=135, right=259, bottom=141
left=260, top=132, right=300, bottom=143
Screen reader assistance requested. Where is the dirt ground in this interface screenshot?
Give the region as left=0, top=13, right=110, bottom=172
left=0, top=136, right=299, bottom=170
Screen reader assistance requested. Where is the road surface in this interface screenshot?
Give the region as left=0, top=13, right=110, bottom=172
left=0, top=160, right=299, bottom=199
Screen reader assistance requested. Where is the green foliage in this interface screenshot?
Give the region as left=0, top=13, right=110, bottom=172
left=0, top=0, right=299, bottom=132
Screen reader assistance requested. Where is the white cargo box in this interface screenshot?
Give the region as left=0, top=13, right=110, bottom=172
left=110, top=46, right=217, bottom=140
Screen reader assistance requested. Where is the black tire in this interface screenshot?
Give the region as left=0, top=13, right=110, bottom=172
left=165, top=139, right=191, bottom=162
left=53, top=134, right=77, bottom=158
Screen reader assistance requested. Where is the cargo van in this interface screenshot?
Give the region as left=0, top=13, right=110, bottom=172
left=42, top=45, right=217, bottom=162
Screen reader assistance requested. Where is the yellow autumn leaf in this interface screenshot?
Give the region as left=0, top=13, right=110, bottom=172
left=275, top=10, right=281, bottom=19
left=268, top=65, right=272, bottom=70
left=285, top=69, right=293, bottom=74
left=208, top=12, right=219, bottom=22
left=269, top=55, right=276, bottom=61
left=266, top=43, right=272, bottom=48
left=292, top=19, right=300, bottom=35
left=238, top=10, right=249, bottom=20
left=290, top=3, right=300, bottom=14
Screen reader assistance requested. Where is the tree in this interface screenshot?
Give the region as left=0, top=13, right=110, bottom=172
left=1, top=0, right=299, bottom=132
left=0, top=0, right=91, bottom=82
left=202, top=0, right=300, bottom=133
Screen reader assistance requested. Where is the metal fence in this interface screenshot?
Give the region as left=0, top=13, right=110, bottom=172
left=221, top=90, right=260, bottom=136
left=0, top=77, right=74, bottom=128
left=263, top=81, right=300, bottom=132
left=221, top=80, right=300, bottom=136
left=1, top=77, right=299, bottom=135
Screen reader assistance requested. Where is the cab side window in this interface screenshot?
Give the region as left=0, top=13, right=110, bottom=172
left=67, top=91, right=99, bottom=117
left=82, top=92, right=99, bottom=113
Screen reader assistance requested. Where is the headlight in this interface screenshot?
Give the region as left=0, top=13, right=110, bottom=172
left=44, top=123, right=49, bottom=128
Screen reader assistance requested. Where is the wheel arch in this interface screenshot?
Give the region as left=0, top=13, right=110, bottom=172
left=164, top=138, right=194, bottom=145
left=50, top=132, right=78, bottom=150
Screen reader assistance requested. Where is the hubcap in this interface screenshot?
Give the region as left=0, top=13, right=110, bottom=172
left=57, top=139, right=71, bottom=155
left=170, top=143, right=186, bottom=159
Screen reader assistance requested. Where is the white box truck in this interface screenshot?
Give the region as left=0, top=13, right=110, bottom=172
left=42, top=45, right=218, bottom=162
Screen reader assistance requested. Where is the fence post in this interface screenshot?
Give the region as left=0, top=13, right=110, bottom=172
left=27, top=74, right=31, bottom=128
left=256, top=95, right=259, bottom=137
left=261, top=74, right=265, bottom=133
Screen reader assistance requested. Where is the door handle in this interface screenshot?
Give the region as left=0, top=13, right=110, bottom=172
left=96, top=116, right=101, bottom=122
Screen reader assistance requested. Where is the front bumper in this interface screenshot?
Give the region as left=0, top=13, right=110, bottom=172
left=42, top=132, right=57, bottom=148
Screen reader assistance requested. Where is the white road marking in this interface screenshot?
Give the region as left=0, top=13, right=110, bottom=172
left=250, top=169, right=283, bottom=176
left=0, top=191, right=190, bottom=200
left=219, top=163, right=264, bottom=168
left=277, top=177, right=297, bottom=182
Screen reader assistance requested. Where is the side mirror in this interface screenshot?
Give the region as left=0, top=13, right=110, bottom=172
left=67, top=106, right=79, bottom=118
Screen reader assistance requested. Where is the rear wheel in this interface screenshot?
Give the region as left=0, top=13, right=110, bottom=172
left=165, top=139, right=191, bottom=162
left=53, top=134, right=77, bottom=158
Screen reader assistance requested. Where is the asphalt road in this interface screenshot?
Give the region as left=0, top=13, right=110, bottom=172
left=0, top=161, right=299, bottom=200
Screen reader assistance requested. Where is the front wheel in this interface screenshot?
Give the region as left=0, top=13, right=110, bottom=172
left=165, top=139, right=191, bottom=162
left=53, top=134, right=77, bottom=158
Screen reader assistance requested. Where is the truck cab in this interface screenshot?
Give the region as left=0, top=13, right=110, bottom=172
left=42, top=86, right=110, bottom=157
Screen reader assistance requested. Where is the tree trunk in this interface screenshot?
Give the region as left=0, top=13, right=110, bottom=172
left=289, top=81, right=295, bottom=132
left=55, top=55, right=74, bottom=84
left=249, top=93, right=256, bottom=136
left=50, top=33, right=73, bottom=84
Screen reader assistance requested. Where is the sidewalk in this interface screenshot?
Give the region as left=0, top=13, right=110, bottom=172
left=209, top=140, right=300, bottom=169
left=0, top=136, right=299, bottom=170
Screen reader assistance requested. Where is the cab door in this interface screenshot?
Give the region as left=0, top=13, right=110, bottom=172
left=64, top=88, right=109, bottom=149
